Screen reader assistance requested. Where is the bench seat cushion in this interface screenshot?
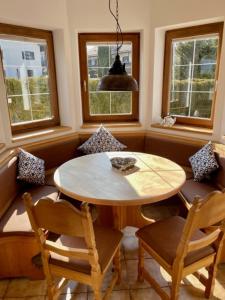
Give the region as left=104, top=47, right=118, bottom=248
left=0, top=185, right=58, bottom=236
left=180, top=179, right=217, bottom=205
left=45, top=169, right=56, bottom=187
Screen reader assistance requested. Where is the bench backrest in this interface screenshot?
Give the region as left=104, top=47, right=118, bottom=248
left=0, top=154, right=21, bottom=218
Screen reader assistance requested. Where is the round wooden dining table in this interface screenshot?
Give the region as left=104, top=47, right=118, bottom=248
left=54, top=152, right=186, bottom=229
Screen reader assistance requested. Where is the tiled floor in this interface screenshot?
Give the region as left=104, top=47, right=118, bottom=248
left=0, top=226, right=225, bottom=300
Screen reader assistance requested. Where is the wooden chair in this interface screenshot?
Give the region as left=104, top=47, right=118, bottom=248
left=136, top=190, right=225, bottom=300
left=23, top=193, right=123, bottom=300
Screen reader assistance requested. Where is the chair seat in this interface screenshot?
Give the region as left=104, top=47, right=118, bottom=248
left=180, top=179, right=217, bottom=205
left=50, top=225, right=123, bottom=274
left=136, top=216, right=215, bottom=267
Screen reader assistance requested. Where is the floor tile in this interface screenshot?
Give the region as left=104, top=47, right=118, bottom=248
left=5, top=279, right=46, bottom=298
left=130, top=287, right=162, bottom=300
left=88, top=290, right=130, bottom=300
left=5, top=279, right=30, bottom=297
left=178, top=284, right=224, bottom=300
left=0, top=280, right=9, bottom=297
left=217, top=264, right=225, bottom=283
left=122, top=233, right=151, bottom=259
left=59, top=293, right=87, bottom=300
left=126, top=258, right=168, bottom=289
left=60, top=280, right=88, bottom=294
left=87, top=261, right=129, bottom=293
left=25, top=280, right=47, bottom=296
left=100, top=261, right=129, bottom=292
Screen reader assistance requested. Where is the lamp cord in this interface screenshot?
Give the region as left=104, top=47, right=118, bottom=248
left=109, top=0, right=123, bottom=55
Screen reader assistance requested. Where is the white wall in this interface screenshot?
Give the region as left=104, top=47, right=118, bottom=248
left=0, top=0, right=225, bottom=148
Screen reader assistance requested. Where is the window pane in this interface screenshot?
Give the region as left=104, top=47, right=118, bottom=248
left=111, top=92, right=132, bottom=114
left=171, top=65, right=191, bottom=91
left=89, top=92, right=110, bottom=115
left=30, top=94, right=51, bottom=120
left=189, top=92, right=213, bottom=118
left=173, top=40, right=194, bottom=65
left=194, top=38, right=218, bottom=64
left=8, top=95, right=32, bottom=124
left=87, top=42, right=132, bottom=116
left=0, top=38, right=52, bottom=125
left=170, top=91, right=189, bottom=116
left=169, top=35, right=219, bottom=119
left=98, top=46, right=109, bottom=67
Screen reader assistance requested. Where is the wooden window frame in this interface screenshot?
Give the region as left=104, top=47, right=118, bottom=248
left=79, top=32, right=140, bottom=123
left=162, top=22, right=223, bottom=128
left=0, top=23, right=60, bottom=134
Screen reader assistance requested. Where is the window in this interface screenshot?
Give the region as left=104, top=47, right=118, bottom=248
left=0, top=23, right=59, bottom=134
left=27, top=69, right=34, bottom=77
left=162, top=22, right=223, bottom=128
left=22, top=51, right=35, bottom=60
left=79, top=33, right=140, bottom=123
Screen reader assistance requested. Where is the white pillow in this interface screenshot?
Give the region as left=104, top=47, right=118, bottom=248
left=17, top=148, right=45, bottom=185
left=189, top=142, right=219, bottom=182
left=78, top=126, right=127, bottom=154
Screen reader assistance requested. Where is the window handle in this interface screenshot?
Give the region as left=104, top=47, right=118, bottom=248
left=83, top=80, right=87, bottom=92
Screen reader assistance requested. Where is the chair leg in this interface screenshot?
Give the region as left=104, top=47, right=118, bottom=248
left=113, top=247, right=121, bottom=284
left=170, top=273, right=182, bottom=300
left=205, top=264, right=216, bottom=298
left=137, top=240, right=144, bottom=282
left=93, top=287, right=102, bottom=300
left=47, top=284, right=55, bottom=300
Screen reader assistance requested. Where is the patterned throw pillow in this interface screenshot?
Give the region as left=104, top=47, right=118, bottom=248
left=78, top=126, right=127, bottom=154
left=17, top=148, right=45, bottom=185
left=189, top=142, right=219, bottom=182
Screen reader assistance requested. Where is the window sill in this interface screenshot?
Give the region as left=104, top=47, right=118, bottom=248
left=81, top=122, right=142, bottom=129
left=12, top=126, right=72, bottom=143
left=151, top=123, right=213, bottom=135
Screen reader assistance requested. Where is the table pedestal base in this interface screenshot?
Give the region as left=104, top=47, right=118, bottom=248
left=96, top=205, right=154, bottom=230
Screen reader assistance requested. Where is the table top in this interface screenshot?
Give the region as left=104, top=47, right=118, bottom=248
left=54, top=152, right=186, bottom=206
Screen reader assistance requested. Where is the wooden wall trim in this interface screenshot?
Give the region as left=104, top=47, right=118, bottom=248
left=146, top=130, right=209, bottom=146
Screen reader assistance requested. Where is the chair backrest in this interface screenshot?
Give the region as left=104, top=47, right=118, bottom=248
left=175, top=189, right=225, bottom=267
left=25, top=195, right=85, bottom=237
left=23, top=192, right=100, bottom=272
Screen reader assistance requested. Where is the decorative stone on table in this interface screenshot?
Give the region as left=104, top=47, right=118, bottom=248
left=110, top=157, right=137, bottom=172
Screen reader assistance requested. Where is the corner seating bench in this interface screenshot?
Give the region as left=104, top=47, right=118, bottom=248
left=0, top=131, right=224, bottom=279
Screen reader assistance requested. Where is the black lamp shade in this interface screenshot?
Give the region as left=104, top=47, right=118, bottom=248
left=97, top=54, right=138, bottom=91
left=97, top=74, right=138, bottom=91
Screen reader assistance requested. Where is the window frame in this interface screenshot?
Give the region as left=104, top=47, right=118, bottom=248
left=162, top=22, right=223, bottom=128
left=78, top=32, right=140, bottom=123
left=0, top=23, right=59, bottom=134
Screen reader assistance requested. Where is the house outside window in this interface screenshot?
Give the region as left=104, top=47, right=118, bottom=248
left=79, top=33, right=140, bottom=123
left=22, top=50, right=35, bottom=60
left=0, top=23, right=59, bottom=133
left=162, top=22, right=223, bottom=128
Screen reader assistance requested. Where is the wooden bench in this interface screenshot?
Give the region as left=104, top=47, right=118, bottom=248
left=0, top=131, right=224, bottom=279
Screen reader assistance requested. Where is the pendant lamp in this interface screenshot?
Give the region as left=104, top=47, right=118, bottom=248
left=97, top=0, right=138, bottom=91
